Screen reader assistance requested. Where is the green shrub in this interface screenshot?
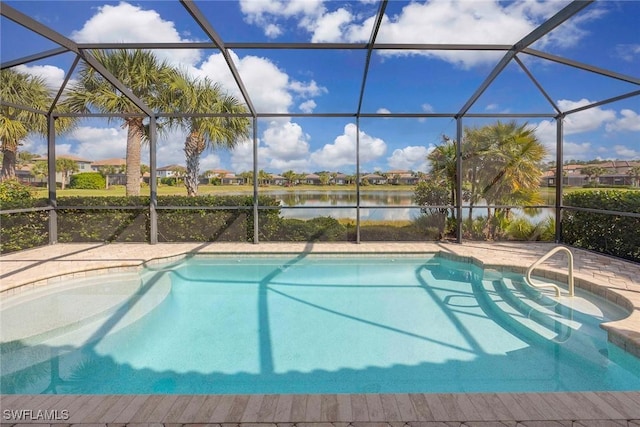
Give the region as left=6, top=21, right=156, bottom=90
left=160, top=177, right=177, bottom=186
left=69, top=173, right=106, bottom=189
left=563, top=190, right=640, bottom=262
left=0, top=179, right=32, bottom=206
left=271, top=216, right=347, bottom=241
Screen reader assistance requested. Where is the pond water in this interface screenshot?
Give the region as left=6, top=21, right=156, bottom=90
left=265, top=190, right=554, bottom=222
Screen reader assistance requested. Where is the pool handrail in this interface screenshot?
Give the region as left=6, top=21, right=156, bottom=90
left=525, top=246, right=575, bottom=297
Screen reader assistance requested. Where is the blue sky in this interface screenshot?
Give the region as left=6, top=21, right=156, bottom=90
left=2, top=0, right=639, bottom=174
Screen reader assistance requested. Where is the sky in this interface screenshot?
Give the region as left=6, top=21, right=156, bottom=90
left=1, top=0, right=639, bottom=174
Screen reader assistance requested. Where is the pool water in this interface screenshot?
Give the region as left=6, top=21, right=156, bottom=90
left=1, top=254, right=639, bottom=394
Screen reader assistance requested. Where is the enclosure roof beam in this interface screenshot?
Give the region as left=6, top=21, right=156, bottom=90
left=456, top=0, right=593, bottom=118
left=1, top=3, right=154, bottom=117
left=562, top=90, right=640, bottom=116
left=523, top=48, right=640, bottom=86
left=1, top=47, right=69, bottom=70
left=180, top=0, right=256, bottom=117
left=356, top=0, right=387, bottom=116
left=514, top=55, right=561, bottom=115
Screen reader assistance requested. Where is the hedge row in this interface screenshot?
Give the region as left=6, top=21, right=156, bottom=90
left=562, top=190, right=640, bottom=262
left=0, top=196, right=282, bottom=253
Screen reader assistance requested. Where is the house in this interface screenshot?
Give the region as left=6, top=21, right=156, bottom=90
left=91, top=158, right=127, bottom=186
left=361, top=173, right=387, bottom=185
left=332, top=173, right=349, bottom=185
left=304, top=173, right=321, bottom=185
left=541, top=160, right=640, bottom=187
left=386, top=170, right=418, bottom=185
left=18, top=154, right=93, bottom=186
left=157, top=164, right=186, bottom=178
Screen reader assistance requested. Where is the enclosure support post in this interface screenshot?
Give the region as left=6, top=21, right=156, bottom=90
left=455, top=116, right=463, bottom=244
left=555, top=116, right=564, bottom=243
left=253, top=117, right=259, bottom=244
left=47, top=114, right=57, bottom=244
left=149, top=115, right=158, bottom=244
left=356, top=116, right=361, bottom=244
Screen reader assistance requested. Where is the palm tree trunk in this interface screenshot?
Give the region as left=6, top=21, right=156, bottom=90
left=1, top=142, right=17, bottom=181
left=125, top=118, right=143, bottom=196
left=184, top=132, right=205, bottom=197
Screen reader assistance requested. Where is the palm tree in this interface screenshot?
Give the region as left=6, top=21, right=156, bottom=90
left=166, top=72, right=250, bottom=197
left=56, top=157, right=79, bottom=190
left=63, top=50, right=177, bottom=196
left=581, top=165, right=606, bottom=186
left=238, top=171, right=253, bottom=186
left=427, top=136, right=457, bottom=218
left=0, top=69, right=63, bottom=180
left=475, top=121, right=547, bottom=238
left=282, top=170, right=297, bottom=186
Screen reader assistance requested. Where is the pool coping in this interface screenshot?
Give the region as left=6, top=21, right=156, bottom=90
left=2, top=241, right=640, bottom=359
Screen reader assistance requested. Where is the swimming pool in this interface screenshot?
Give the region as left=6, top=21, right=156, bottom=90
left=1, top=253, right=639, bottom=394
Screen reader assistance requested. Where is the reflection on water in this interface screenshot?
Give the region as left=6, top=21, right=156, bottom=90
left=266, top=190, right=554, bottom=222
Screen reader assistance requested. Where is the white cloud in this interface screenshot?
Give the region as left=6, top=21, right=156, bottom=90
left=230, top=139, right=254, bottom=172
left=64, top=126, right=128, bottom=160
left=310, top=123, right=386, bottom=168
left=15, top=64, right=68, bottom=91
left=70, top=2, right=201, bottom=65
left=421, top=104, right=434, bottom=113
left=613, top=145, right=640, bottom=159
left=376, top=108, right=391, bottom=114
left=200, top=153, right=223, bottom=171
left=387, top=145, right=432, bottom=171
left=309, top=8, right=353, bottom=43
left=559, top=99, right=617, bottom=134
left=299, top=100, right=317, bottom=113
left=615, top=44, right=640, bottom=62
left=606, top=109, right=640, bottom=133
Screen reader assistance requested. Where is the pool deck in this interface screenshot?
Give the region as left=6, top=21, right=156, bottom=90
left=1, top=241, right=640, bottom=425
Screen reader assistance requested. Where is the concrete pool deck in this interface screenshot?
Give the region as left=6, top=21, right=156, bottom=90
left=1, top=241, right=640, bottom=425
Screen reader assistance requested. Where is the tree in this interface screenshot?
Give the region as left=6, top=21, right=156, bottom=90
left=627, top=166, right=640, bottom=187
left=166, top=72, right=250, bottom=196
left=319, top=172, right=331, bottom=186
left=98, top=164, right=125, bottom=189
left=282, top=170, right=297, bottom=186
left=238, top=171, right=253, bottom=185
left=258, top=169, right=270, bottom=186
left=581, top=166, right=606, bottom=186
left=27, top=157, right=79, bottom=189
left=63, top=50, right=177, bottom=196
left=1, top=69, right=71, bottom=180
left=427, top=136, right=457, bottom=218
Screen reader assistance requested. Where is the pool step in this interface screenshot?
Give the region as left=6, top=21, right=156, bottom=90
left=476, top=274, right=609, bottom=367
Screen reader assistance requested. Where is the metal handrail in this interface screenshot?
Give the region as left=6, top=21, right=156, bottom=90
left=525, top=246, right=575, bottom=297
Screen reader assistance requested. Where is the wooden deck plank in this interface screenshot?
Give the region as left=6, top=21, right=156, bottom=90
left=350, top=394, right=370, bottom=421
left=408, top=394, right=434, bottom=421
left=192, top=394, right=222, bottom=422
left=595, top=392, right=640, bottom=418
left=111, top=395, right=150, bottom=424
left=305, top=393, right=322, bottom=422
left=555, top=393, right=610, bottom=420
left=394, top=393, right=418, bottom=421
left=130, top=394, right=165, bottom=422
left=429, top=393, right=462, bottom=421
left=66, top=394, right=101, bottom=423
left=422, top=394, right=448, bottom=421
left=464, top=394, right=502, bottom=421
left=273, top=394, right=294, bottom=422
left=479, top=393, right=519, bottom=420
left=146, top=395, right=179, bottom=422
left=240, top=394, right=265, bottom=422
left=379, top=394, right=402, bottom=421
left=176, top=395, right=208, bottom=423
left=256, top=393, right=280, bottom=422
left=161, top=395, right=194, bottom=423
left=538, top=392, right=581, bottom=420
left=97, top=395, right=136, bottom=423
left=208, top=394, right=236, bottom=422
left=224, top=394, right=251, bottom=422
left=320, top=394, right=339, bottom=422
left=336, top=394, right=353, bottom=421
left=495, top=393, right=531, bottom=421
left=80, top=394, right=119, bottom=423
left=452, top=393, right=480, bottom=421
left=365, top=393, right=385, bottom=421
left=507, top=393, right=546, bottom=420
left=290, top=394, right=308, bottom=421
left=525, top=393, right=563, bottom=421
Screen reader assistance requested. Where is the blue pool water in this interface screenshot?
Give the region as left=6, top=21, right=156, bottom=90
left=1, top=254, right=639, bottom=394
